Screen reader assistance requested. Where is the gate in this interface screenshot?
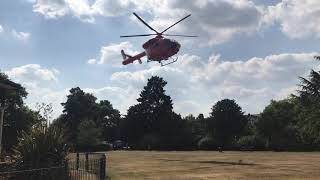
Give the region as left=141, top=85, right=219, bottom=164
left=68, top=153, right=106, bottom=180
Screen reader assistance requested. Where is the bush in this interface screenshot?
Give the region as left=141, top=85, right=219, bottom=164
left=198, top=135, right=217, bottom=150
left=139, top=134, right=160, bottom=150
left=14, top=127, right=68, bottom=169
left=236, top=135, right=265, bottom=150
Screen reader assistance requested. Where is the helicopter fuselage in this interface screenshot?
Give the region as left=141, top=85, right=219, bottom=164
left=143, top=37, right=181, bottom=62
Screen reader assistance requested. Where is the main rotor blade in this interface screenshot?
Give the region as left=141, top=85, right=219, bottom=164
left=163, top=34, right=197, bottom=37
left=161, top=14, right=191, bottom=33
left=133, top=12, right=159, bottom=33
left=120, top=34, right=157, bottom=38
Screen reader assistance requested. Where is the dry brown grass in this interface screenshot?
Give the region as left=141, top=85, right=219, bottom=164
left=107, top=151, right=320, bottom=180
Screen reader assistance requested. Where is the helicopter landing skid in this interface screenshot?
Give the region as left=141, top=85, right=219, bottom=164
left=161, top=57, right=178, bottom=66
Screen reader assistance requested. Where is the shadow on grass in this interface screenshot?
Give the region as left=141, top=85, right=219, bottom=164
left=158, top=159, right=256, bottom=166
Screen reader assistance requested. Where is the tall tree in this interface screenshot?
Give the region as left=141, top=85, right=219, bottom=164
left=295, top=59, right=320, bottom=149
left=60, top=87, right=98, bottom=144
left=256, top=99, right=298, bottom=150
left=96, top=100, right=121, bottom=142
left=0, top=72, right=40, bottom=151
left=58, top=87, right=121, bottom=146
left=298, top=69, right=320, bottom=105
left=208, top=99, right=247, bottom=149
left=183, top=114, right=207, bottom=148
left=77, top=120, right=102, bottom=147
left=0, top=72, right=27, bottom=107
left=124, top=76, right=185, bottom=150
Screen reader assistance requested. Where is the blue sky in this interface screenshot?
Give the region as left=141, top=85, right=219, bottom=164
left=1, top=0, right=319, bottom=119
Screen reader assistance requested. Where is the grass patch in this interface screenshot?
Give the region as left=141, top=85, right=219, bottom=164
left=107, top=151, right=320, bottom=180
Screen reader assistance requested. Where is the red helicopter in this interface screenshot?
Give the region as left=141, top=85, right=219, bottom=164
left=120, top=12, right=197, bottom=66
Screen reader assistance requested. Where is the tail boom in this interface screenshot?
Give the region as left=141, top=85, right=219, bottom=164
left=122, top=52, right=146, bottom=65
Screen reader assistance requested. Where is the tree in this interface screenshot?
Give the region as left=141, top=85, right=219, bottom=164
left=298, top=69, right=320, bottom=105
left=0, top=72, right=27, bottom=107
left=3, top=106, right=40, bottom=152
left=256, top=99, right=298, bottom=150
left=77, top=120, right=102, bottom=147
left=0, top=72, right=40, bottom=152
left=61, top=87, right=98, bottom=144
left=96, top=100, right=121, bottom=142
left=208, top=99, right=247, bottom=149
left=59, top=87, right=121, bottom=146
left=295, top=60, right=320, bottom=149
left=183, top=114, right=207, bottom=149
left=124, top=76, right=185, bottom=150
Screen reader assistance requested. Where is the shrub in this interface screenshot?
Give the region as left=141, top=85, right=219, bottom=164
left=139, top=134, right=160, bottom=150
left=198, top=135, right=217, bottom=150
left=14, top=127, right=68, bottom=169
left=236, top=135, right=265, bottom=150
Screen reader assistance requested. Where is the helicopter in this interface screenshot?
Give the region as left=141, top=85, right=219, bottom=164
left=120, top=12, right=197, bottom=66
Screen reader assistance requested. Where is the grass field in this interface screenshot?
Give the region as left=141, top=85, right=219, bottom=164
left=107, top=151, right=320, bottom=180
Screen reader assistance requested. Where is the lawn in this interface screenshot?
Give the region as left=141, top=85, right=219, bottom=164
left=107, top=151, right=320, bottom=180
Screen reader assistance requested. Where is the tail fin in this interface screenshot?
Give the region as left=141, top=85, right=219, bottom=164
left=121, top=50, right=126, bottom=60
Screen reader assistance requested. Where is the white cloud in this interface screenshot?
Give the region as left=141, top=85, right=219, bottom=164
left=88, top=41, right=139, bottom=66
left=4, top=52, right=319, bottom=119
left=5, top=64, right=59, bottom=83
left=32, top=0, right=266, bottom=45
left=0, top=25, right=3, bottom=33
left=87, top=58, right=97, bottom=64
left=84, top=86, right=139, bottom=115
left=148, top=0, right=265, bottom=45
left=110, top=52, right=320, bottom=116
left=266, top=0, right=320, bottom=39
left=12, top=30, right=31, bottom=41
left=32, top=0, right=320, bottom=43
left=32, top=0, right=131, bottom=22
left=33, top=0, right=70, bottom=19
left=91, top=0, right=133, bottom=17
left=4, top=64, right=140, bottom=119
left=5, top=64, right=64, bottom=119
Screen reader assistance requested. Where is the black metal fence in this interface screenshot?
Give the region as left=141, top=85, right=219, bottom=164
left=0, top=153, right=106, bottom=180
left=68, top=153, right=106, bottom=180
left=0, top=165, right=68, bottom=180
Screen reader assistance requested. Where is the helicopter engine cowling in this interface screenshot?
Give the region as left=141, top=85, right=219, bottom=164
left=145, top=38, right=181, bottom=61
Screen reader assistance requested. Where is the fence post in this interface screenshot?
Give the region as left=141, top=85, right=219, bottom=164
left=76, top=152, right=79, bottom=170
left=99, top=154, right=106, bottom=180
left=85, top=153, right=89, bottom=172
left=64, top=160, right=69, bottom=180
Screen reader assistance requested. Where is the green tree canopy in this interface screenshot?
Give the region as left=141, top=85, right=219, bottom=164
left=295, top=58, right=320, bottom=148
left=0, top=72, right=27, bottom=107
left=124, top=76, right=186, bottom=150
left=57, top=87, right=121, bottom=146
left=256, top=99, right=298, bottom=150
left=60, top=87, right=98, bottom=144
left=0, top=71, right=41, bottom=151
left=208, top=99, right=247, bottom=149
left=77, top=119, right=102, bottom=147
left=96, top=100, right=121, bottom=142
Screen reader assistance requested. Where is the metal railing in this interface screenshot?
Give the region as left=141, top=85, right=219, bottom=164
left=0, top=153, right=106, bottom=180
left=0, top=165, right=68, bottom=180
left=68, top=153, right=106, bottom=180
